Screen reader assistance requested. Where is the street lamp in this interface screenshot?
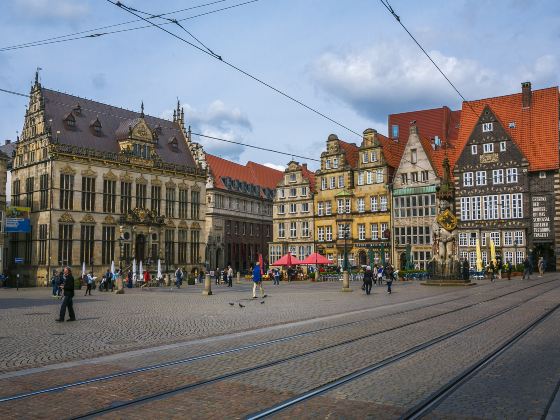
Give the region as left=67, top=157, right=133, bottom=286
left=513, top=240, right=518, bottom=266
left=343, top=224, right=350, bottom=272
left=118, top=226, right=124, bottom=270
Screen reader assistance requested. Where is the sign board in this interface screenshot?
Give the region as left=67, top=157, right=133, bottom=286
left=5, top=206, right=31, bottom=233
left=531, top=196, right=552, bottom=241
left=15, top=258, right=24, bottom=264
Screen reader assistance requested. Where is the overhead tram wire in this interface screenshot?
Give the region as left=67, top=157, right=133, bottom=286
left=0, top=87, right=319, bottom=163
left=378, top=0, right=478, bottom=115
left=106, top=0, right=362, bottom=139
left=0, top=0, right=262, bottom=52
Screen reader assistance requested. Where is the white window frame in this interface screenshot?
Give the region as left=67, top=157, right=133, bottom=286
left=512, top=193, right=523, bottom=218
left=371, top=151, right=378, bottom=162
left=321, top=178, right=327, bottom=190
left=326, top=159, right=331, bottom=169
left=278, top=204, right=285, bottom=215
left=471, top=145, right=477, bottom=155
left=463, top=172, right=473, bottom=187
left=376, top=169, right=383, bottom=183
left=371, top=196, right=378, bottom=212
left=329, top=177, right=335, bottom=189
left=366, top=171, right=373, bottom=185
left=337, top=199, right=344, bottom=214
left=358, top=224, right=366, bottom=240
left=289, top=203, right=297, bottom=214
left=278, top=223, right=285, bottom=238
left=333, top=158, right=338, bottom=168
left=483, top=143, right=494, bottom=153
left=476, top=171, right=487, bottom=186
left=357, top=172, right=364, bottom=186
left=459, top=233, right=467, bottom=246
left=362, top=152, right=369, bottom=163
left=302, top=221, right=309, bottom=238
left=514, top=230, right=524, bottom=245
left=504, top=231, right=513, bottom=246
left=371, top=224, right=378, bottom=240
left=325, top=201, right=332, bottom=215
left=290, top=222, right=297, bottom=238
left=357, top=197, right=365, bottom=213
left=506, top=168, right=518, bottom=183
left=317, top=202, right=324, bottom=216
left=500, top=141, right=506, bottom=151
left=492, top=169, right=504, bottom=185
left=301, top=202, right=309, bottom=213
left=318, top=226, right=324, bottom=241
left=380, top=196, right=388, bottom=211
left=325, top=226, right=332, bottom=241
left=345, top=198, right=351, bottom=213
left=490, top=231, right=500, bottom=246
left=338, top=175, right=344, bottom=188
left=482, top=122, right=493, bottom=132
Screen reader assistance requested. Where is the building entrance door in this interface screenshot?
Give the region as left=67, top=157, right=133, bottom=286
left=135, top=234, right=146, bottom=263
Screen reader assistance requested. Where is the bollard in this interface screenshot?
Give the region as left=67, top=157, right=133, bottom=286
left=236, top=272, right=241, bottom=284
left=115, top=276, right=125, bottom=294
left=203, top=273, right=212, bottom=295
left=341, top=270, right=352, bottom=292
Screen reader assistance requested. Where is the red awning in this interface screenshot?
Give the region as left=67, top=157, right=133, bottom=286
left=299, top=252, right=331, bottom=265
left=270, top=252, right=303, bottom=266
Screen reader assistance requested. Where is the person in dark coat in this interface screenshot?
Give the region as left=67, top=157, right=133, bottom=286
left=363, top=267, right=373, bottom=295
left=385, top=263, right=394, bottom=294
left=462, top=258, right=470, bottom=281
left=56, top=266, right=76, bottom=322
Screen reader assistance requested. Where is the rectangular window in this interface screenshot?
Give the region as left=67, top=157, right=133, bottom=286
left=325, top=201, right=332, bottom=215
left=391, top=124, right=399, bottom=139
left=25, top=177, right=34, bottom=210
left=337, top=224, right=347, bottom=239
left=325, top=226, right=332, bottom=241
left=302, top=221, right=309, bottom=237
left=358, top=171, right=364, bottom=186
left=376, top=169, right=384, bottom=183
left=471, top=145, right=477, bottom=155
left=330, top=177, right=335, bottom=189
left=476, top=171, right=487, bottom=186
left=300, top=186, right=307, bottom=196
left=103, top=180, right=116, bottom=213
left=321, top=178, right=327, bottom=190
left=39, top=174, right=49, bottom=210
left=500, top=194, right=511, bottom=219
left=380, top=196, right=388, bottom=211
left=515, top=251, right=524, bottom=265
left=500, top=141, right=506, bottom=151
left=461, top=197, right=470, bottom=221
left=318, top=227, right=325, bottom=241
left=463, top=172, right=473, bottom=187
left=81, top=177, right=95, bottom=212
left=58, top=224, right=73, bottom=266
left=333, top=158, right=338, bottom=168
left=178, top=229, right=188, bottom=264
left=362, top=152, right=369, bottom=163
left=191, top=190, right=200, bottom=220
left=358, top=224, right=366, bottom=240
left=371, top=224, right=378, bottom=240
left=506, top=168, right=518, bottom=183
left=539, top=171, right=547, bottom=179
left=279, top=189, right=285, bottom=198
left=459, top=233, right=467, bottom=246
left=380, top=223, right=388, bottom=238
left=514, top=230, right=524, bottom=245
left=504, top=251, right=513, bottom=264
left=490, top=231, right=500, bottom=246
left=472, top=196, right=481, bottom=220
left=366, top=171, right=373, bottom=184
left=493, top=169, right=504, bottom=184
left=38, top=224, right=48, bottom=264
left=59, top=174, right=74, bottom=210
left=178, top=188, right=188, bottom=219
left=290, top=222, right=297, bottom=238
left=345, top=198, right=351, bottom=213
left=411, top=149, right=417, bottom=164
left=101, top=226, right=115, bottom=265
left=278, top=223, right=285, bottom=238
left=317, top=202, right=323, bottom=216
left=512, top=193, right=523, bottom=218
left=289, top=203, right=297, bottom=214
left=481, top=233, right=487, bottom=247
left=411, top=172, right=418, bottom=183
left=151, top=185, right=161, bottom=215
left=326, top=159, right=331, bottom=169
left=165, top=188, right=176, bottom=218
left=120, top=182, right=132, bottom=214
left=289, top=188, right=297, bottom=197
left=401, top=173, right=408, bottom=185
left=338, top=175, right=344, bottom=188
left=504, top=231, right=513, bottom=246
left=190, top=230, right=200, bottom=264
left=135, top=183, right=147, bottom=209
left=12, top=179, right=21, bottom=206
left=421, top=171, right=429, bottom=182
left=371, top=151, right=378, bottom=162
left=357, top=197, right=365, bottom=213
left=482, top=122, right=493, bottom=132
left=80, top=224, right=95, bottom=265
left=483, top=143, right=494, bottom=153
left=371, top=196, right=378, bottom=212
left=337, top=199, right=344, bottom=214
left=469, top=232, right=477, bottom=246
left=302, top=202, right=309, bottom=213
left=165, top=229, right=175, bottom=265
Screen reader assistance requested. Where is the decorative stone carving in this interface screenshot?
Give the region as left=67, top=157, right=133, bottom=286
left=166, top=219, right=176, bottom=227
left=81, top=214, right=96, bottom=224
left=120, top=173, right=133, bottom=183
left=135, top=175, right=148, bottom=184
left=59, top=164, right=76, bottom=175
left=165, top=180, right=176, bottom=188
left=191, top=222, right=201, bottom=229
left=103, top=170, right=118, bottom=181
left=151, top=178, right=162, bottom=186
left=178, top=220, right=188, bottom=228
left=59, top=212, right=75, bottom=223
left=122, top=208, right=165, bottom=226
left=103, top=215, right=117, bottom=225
left=82, top=167, right=97, bottom=177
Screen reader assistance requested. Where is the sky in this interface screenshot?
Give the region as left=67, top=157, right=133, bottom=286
left=0, top=0, right=559, bottom=172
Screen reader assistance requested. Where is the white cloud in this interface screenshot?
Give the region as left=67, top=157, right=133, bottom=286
left=311, top=42, right=560, bottom=120
left=197, top=128, right=245, bottom=161
left=262, top=163, right=285, bottom=171
left=13, top=0, right=90, bottom=20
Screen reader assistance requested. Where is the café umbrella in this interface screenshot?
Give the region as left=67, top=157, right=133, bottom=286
left=476, top=239, right=483, bottom=272
left=270, top=252, right=303, bottom=266
left=299, top=253, right=331, bottom=265
left=490, top=240, right=497, bottom=265
left=132, top=258, right=137, bottom=284
left=157, top=259, right=162, bottom=280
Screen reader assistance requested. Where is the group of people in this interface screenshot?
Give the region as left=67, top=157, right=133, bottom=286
left=209, top=266, right=234, bottom=287
left=362, top=263, right=395, bottom=295
left=460, top=256, right=546, bottom=281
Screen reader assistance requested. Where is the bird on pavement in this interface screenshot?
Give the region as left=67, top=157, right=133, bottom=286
left=260, top=301, right=265, bottom=304
left=238, top=303, right=245, bottom=308
left=228, top=302, right=235, bottom=306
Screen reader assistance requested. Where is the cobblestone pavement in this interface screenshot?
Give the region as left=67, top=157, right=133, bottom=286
left=0, top=276, right=558, bottom=419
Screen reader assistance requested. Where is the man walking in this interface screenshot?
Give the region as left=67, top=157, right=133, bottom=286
left=227, top=265, right=234, bottom=287
left=56, top=267, right=76, bottom=322
left=522, top=257, right=532, bottom=280
left=363, top=266, right=373, bottom=295
left=84, top=272, right=93, bottom=296
left=51, top=269, right=61, bottom=298
left=252, top=262, right=266, bottom=299
left=385, top=263, right=394, bottom=294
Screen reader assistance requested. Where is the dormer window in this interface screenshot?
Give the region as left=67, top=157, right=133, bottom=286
left=482, top=122, right=493, bottom=132
left=168, top=136, right=179, bottom=151
left=90, top=117, right=102, bottom=135
left=63, top=112, right=76, bottom=128
left=73, top=104, right=82, bottom=116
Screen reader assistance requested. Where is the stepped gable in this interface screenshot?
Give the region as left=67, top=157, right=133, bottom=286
left=42, top=88, right=197, bottom=167
left=453, top=86, right=559, bottom=172
left=389, top=106, right=461, bottom=177
left=206, top=154, right=283, bottom=197
left=337, top=139, right=359, bottom=168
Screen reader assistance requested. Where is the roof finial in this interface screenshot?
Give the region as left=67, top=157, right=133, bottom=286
left=173, top=109, right=176, bottom=122
left=180, top=106, right=184, bottom=121
left=176, top=97, right=180, bottom=115
left=140, top=100, right=145, bottom=118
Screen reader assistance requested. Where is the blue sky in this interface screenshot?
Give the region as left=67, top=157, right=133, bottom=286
left=0, top=0, right=559, bottom=171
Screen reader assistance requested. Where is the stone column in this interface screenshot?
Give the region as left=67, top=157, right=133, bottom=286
left=341, top=271, right=351, bottom=292
left=202, top=273, right=212, bottom=295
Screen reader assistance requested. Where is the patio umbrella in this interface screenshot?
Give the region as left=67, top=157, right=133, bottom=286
left=132, top=258, right=137, bottom=284
left=110, top=260, right=115, bottom=274
left=300, top=252, right=331, bottom=265
left=139, top=260, right=144, bottom=281
left=476, top=239, right=483, bottom=271
left=490, top=240, right=497, bottom=265
left=270, top=252, right=303, bottom=266
left=157, top=259, right=162, bottom=280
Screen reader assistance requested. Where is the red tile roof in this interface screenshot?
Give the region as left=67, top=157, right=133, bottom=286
left=300, top=163, right=317, bottom=193
left=377, top=132, right=407, bottom=170
left=453, top=86, right=559, bottom=172
left=338, top=139, right=359, bottom=168
left=206, top=154, right=283, bottom=196
left=388, top=106, right=461, bottom=177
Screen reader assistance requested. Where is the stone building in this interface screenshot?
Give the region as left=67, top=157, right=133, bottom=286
left=314, top=131, right=402, bottom=267
left=8, top=74, right=207, bottom=286
left=453, top=82, right=560, bottom=269
left=389, top=107, right=461, bottom=270
left=0, top=150, right=9, bottom=274
left=269, top=160, right=316, bottom=263
left=205, top=154, right=281, bottom=272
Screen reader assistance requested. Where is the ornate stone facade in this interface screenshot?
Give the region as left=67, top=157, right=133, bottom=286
left=8, top=74, right=207, bottom=286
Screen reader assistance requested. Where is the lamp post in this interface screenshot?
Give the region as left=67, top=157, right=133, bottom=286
left=341, top=224, right=351, bottom=292
left=513, top=240, right=518, bottom=266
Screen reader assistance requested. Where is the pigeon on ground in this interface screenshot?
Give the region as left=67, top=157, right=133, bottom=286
left=263, top=294, right=268, bottom=298
left=260, top=301, right=265, bottom=304
left=229, top=302, right=235, bottom=306
left=238, top=303, right=245, bottom=308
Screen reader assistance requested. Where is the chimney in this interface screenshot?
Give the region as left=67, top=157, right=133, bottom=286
left=521, top=81, right=532, bottom=108
left=409, top=123, right=418, bottom=135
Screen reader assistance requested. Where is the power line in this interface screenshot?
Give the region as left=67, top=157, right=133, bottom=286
left=107, top=0, right=362, bottom=139
left=378, top=0, right=477, bottom=114
left=0, top=0, right=260, bottom=52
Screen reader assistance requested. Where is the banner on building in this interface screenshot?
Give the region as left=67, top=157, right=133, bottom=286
left=5, top=206, right=31, bottom=233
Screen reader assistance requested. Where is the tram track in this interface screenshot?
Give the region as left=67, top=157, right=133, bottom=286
left=61, top=280, right=559, bottom=419
left=0, top=279, right=527, bottom=404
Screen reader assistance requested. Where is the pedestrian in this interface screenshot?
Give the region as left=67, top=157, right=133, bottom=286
left=222, top=269, right=227, bottom=286
left=522, top=257, right=532, bottom=280
left=227, top=265, right=233, bottom=287
left=175, top=267, right=183, bottom=288
left=84, top=272, right=93, bottom=296
left=497, top=259, right=503, bottom=279
left=489, top=261, right=496, bottom=282
left=462, top=258, right=470, bottom=281
left=211, top=268, right=217, bottom=285
left=538, top=257, right=545, bottom=277
left=51, top=269, right=60, bottom=297
left=56, top=266, right=76, bottom=322
left=127, top=270, right=133, bottom=288
left=274, top=268, right=280, bottom=285
left=363, top=266, right=373, bottom=295
left=377, top=265, right=384, bottom=286
left=143, top=270, right=151, bottom=288
left=252, top=261, right=266, bottom=299
left=385, top=263, right=394, bottom=294
left=372, top=265, right=378, bottom=285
